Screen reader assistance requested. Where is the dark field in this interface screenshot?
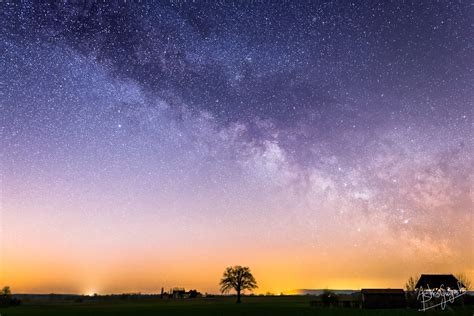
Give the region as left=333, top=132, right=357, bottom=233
left=1, top=296, right=473, bottom=316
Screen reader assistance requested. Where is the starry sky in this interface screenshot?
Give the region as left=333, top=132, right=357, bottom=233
left=1, top=1, right=473, bottom=294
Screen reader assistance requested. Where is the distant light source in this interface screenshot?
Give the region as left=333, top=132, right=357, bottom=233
left=85, top=290, right=97, bottom=296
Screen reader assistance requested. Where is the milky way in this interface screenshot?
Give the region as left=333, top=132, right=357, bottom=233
left=1, top=1, right=472, bottom=294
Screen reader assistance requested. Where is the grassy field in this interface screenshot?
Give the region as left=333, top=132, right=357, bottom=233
left=0, top=296, right=473, bottom=316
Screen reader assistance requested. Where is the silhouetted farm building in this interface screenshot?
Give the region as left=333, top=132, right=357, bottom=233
left=168, top=288, right=201, bottom=299
left=415, top=274, right=464, bottom=290
left=360, top=289, right=406, bottom=309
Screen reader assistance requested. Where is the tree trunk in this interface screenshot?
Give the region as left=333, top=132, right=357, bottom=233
left=236, top=289, right=241, bottom=303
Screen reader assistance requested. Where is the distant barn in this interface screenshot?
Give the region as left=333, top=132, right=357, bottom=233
left=415, top=274, right=464, bottom=290
left=360, top=289, right=406, bottom=309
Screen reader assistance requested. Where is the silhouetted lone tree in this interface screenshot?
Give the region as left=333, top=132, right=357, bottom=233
left=0, top=286, right=20, bottom=307
left=1, top=286, right=11, bottom=297
left=219, top=266, right=257, bottom=303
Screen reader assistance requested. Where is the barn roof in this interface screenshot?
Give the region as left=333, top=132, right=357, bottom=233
left=415, top=274, right=462, bottom=289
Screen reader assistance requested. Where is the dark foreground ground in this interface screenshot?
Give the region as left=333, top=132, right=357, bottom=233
left=1, top=296, right=473, bottom=316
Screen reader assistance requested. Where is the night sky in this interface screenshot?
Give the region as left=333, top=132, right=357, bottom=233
left=1, top=1, right=472, bottom=294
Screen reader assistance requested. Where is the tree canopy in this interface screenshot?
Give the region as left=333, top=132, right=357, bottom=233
left=219, top=266, right=257, bottom=303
